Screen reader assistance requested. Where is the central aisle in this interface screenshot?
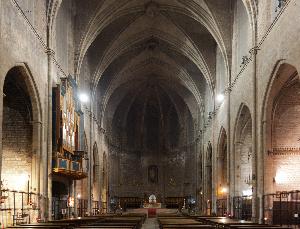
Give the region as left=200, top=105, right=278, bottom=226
left=142, top=218, right=159, bottom=229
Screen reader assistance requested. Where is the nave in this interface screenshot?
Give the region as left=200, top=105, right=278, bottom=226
left=1, top=0, right=300, bottom=228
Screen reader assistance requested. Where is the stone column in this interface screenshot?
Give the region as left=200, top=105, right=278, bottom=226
left=46, top=48, right=55, bottom=221
left=258, top=120, right=267, bottom=223
left=74, top=181, right=78, bottom=217
left=87, top=89, right=94, bottom=215
left=212, top=146, right=217, bottom=214
left=0, top=78, right=4, bottom=199
left=31, top=120, right=42, bottom=221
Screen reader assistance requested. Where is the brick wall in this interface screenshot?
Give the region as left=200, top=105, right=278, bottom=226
left=1, top=73, right=35, bottom=226
left=270, top=80, right=300, bottom=192
left=2, top=74, right=33, bottom=192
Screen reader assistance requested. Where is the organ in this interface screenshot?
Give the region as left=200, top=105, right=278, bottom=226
left=52, top=76, right=87, bottom=180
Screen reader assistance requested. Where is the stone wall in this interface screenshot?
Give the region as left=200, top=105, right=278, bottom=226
left=2, top=71, right=33, bottom=192
left=2, top=0, right=300, bottom=223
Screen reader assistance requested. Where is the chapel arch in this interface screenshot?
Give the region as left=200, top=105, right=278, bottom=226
left=1, top=66, right=41, bottom=191
left=264, top=63, right=300, bottom=193
left=234, top=104, right=253, bottom=196
left=216, top=127, right=228, bottom=216
left=1, top=65, right=42, bottom=222
left=217, top=128, right=228, bottom=195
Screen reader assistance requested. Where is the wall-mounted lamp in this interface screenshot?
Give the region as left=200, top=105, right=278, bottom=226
left=220, top=186, right=228, bottom=194
left=274, top=170, right=288, bottom=184
left=78, top=93, right=89, bottom=103
left=216, top=94, right=225, bottom=103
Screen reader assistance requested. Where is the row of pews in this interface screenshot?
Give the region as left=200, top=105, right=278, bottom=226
left=157, top=214, right=291, bottom=229
left=4, top=213, right=292, bottom=229
left=6, top=213, right=146, bottom=229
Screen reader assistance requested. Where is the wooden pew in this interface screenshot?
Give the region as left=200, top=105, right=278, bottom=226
left=204, top=218, right=290, bottom=229
left=204, top=218, right=255, bottom=228
left=122, top=213, right=147, bottom=223
left=195, top=216, right=226, bottom=223
left=158, top=218, right=213, bottom=229
left=227, top=227, right=290, bottom=229
left=7, top=226, right=62, bottom=229
left=163, top=226, right=214, bottom=229
left=9, top=214, right=144, bottom=229
left=227, top=225, right=289, bottom=229
left=80, top=216, right=143, bottom=229
left=75, top=227, right=133, bottom=229
left=18, top=222, right=73, bottom=229
left=77, top=224, right=136, bottom=229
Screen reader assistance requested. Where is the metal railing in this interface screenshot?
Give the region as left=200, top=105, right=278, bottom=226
left=52, top=198, right=75, bottom=220
left=77, top=199, right=88, bottom=217
left=263, top=190, right=300, bottom=225
left=233, top=195, right=252, bottom=220
left=0, top=189, right=42, bottom=227
left=92, top=201, right=100, bottom=215
left=216, top=198, right=227, bottom=216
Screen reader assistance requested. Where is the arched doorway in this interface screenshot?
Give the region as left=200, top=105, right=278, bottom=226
left=52, top=181, right=69, bottom=220
left=1, top=66, right=41, bottom=225
left=263, top=64, right=300, bottom=224
left=92, top=143, right=100, bottom=215
left=233, top=104, right=253, bottom=220
left=205, top=142, right=213, bottom=215
left=216, top=128, right=228, bottom=216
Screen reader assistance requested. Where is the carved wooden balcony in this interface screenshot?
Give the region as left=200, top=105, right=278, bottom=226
left=52, top=151, right=87, bottom=180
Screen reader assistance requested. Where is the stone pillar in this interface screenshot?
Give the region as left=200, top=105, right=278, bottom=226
left=74, top=181, right=78, bottom=217
left=46, top=48, right=55, bottom=221
left=230, top=142, right=237, bottom=216
left=252, top=46, right=259, bottom=223
left=212, top=148, right=217, bottom=214
left=87, top=90, right=94, bottom=215
left=28, top=120, right=42, bottom=221
left=258, top=120, right=267, bottom=223
left=32, top=121, right=42, bottom=195
left=0, top=78, right=4, bottom=198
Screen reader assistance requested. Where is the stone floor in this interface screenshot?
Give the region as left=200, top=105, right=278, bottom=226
left=142, top=218, right=159, bottom=229
left=126, top=208, right=177, bottom=229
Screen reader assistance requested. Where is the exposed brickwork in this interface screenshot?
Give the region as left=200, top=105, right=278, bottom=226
left=273, top=82, right=300, bottom=149
left=269, top=79, right=300, bottom=192
left=1, top=0, right=300, bottom=223
left=2, top=73, right=33, bottom=191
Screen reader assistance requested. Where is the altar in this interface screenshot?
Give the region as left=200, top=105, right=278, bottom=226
left=143, top=202, right=162, bottom=208
left=143, top=194, right=161, bottom=217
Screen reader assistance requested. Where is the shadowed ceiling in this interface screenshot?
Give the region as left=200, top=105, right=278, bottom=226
left=69, top=0, right=234, bottom=148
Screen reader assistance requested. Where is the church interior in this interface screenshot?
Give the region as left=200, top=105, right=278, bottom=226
left=0, top=0, right=300, bottom=228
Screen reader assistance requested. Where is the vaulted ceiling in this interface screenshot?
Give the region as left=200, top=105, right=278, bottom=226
left=51, top=0, right=239, bottom=138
